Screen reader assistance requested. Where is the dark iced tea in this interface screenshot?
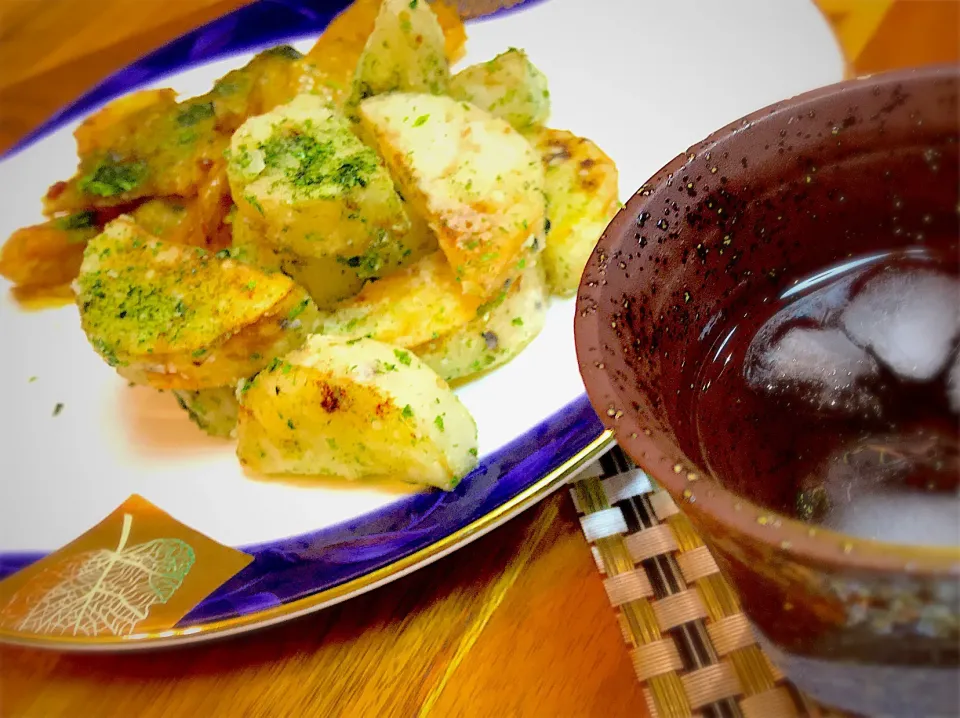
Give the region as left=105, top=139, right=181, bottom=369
left=693, top=247, right=960, bottom=546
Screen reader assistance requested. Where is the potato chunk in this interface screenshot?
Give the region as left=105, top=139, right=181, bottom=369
left=303, top=0, right=465, bottom=108
left=74, top=90, right=178, bottom=157
left=130, top=199, right=197, bottom=243
left=413, top=260, right=548, bottom=382
left=314, top=252, right=482, bottom=347
left=44, top=93, right=226, bottom=215
left=226, top=94, right=412, bottom=275
left=173, top=386, right=240, bottom=438
left=128, top=161, right=231, bottom=252
left=307, top=0, right=466, bottom=70
left=230, top=212, right=366, bottom=309
left=236, top=335, right=478, bottom=490
left=1, top=204, right=140, bottom=290
left=0, top=216, right=98, bottom=289
left=305, top=0, right=383, bottom=96
left=205, top=45, right=323, bottom=133
left=358, top=93, right=545, bottom=298
left=534, top=129, right=620, bottom=296
left=76, top=217, right=318, bottom=390
left=449, top=48, right=550, bottom=131
left=346, top=0, right=450, bottom=115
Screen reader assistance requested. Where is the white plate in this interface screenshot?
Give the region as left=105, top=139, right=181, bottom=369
left=0, top=0, right=843, bottom=649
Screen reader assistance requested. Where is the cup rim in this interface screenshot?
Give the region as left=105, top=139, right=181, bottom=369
left=575, top=64, right=960, bottom=577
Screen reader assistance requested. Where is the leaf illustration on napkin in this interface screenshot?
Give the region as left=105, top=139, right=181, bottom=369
left=14, top=513, right=195, bottom=637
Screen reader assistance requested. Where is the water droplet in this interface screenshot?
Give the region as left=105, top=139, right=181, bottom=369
left=757, top=515, right=772, bottom=526
left=673, top=463, right=683, bottom=473
left=656, top=218, right=669, bottom=231
left=686, top=472, right=698, bottom=481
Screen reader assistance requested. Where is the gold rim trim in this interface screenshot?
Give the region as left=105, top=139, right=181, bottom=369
left=0, top=430, right=615, bottom=651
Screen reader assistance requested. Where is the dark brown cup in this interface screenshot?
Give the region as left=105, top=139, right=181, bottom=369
left=575, top=65, right=959, bottom=717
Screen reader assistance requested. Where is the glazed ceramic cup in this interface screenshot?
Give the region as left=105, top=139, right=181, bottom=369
left=576, top=65, right=959, bottom=718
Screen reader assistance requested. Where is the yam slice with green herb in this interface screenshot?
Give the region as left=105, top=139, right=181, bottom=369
left=413, top=259, right=548, bottom=382
left=76, top=217, right=318, bottom=390
left=449, top=48, right=550, bottom=131
left=205, top=45, right=333, bottom=133
left=44, top=91, right=226, bottom=215
left=236, top=334, right=478, bottom=490
left=313, top=251, right=482, bottom=348
left=358, top=92, right=545, bottom=298
left=226, top=94, right=413, bottom=277
left=346, top=0, right=450, bottom=116
left=533, top=128, right=620, bottom=296
left=173, top=386, right=241, bottom=439
left=230, top=211, right=367, bottom=309
left=0, top=216, right=99, bottom=289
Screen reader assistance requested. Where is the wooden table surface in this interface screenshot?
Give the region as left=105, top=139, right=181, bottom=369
left=1, top=494, right=644, bottom=717
left=0, top=7, right=644, bottom=717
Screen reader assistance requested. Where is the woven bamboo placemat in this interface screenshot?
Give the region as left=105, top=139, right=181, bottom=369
left=568, top=446, right=848, bottom=718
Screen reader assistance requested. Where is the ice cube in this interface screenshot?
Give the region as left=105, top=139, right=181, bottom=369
left=814, top=428, right=960, bottom=547
left=821, top=485, right=960, bottom=547
left=842, top=270, right=960, bottom=381
left=749, top=273, right=857, bottom=347
left=746, top=326, right=880, bottom=414
left=948, top=351, right=960, bottom=414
